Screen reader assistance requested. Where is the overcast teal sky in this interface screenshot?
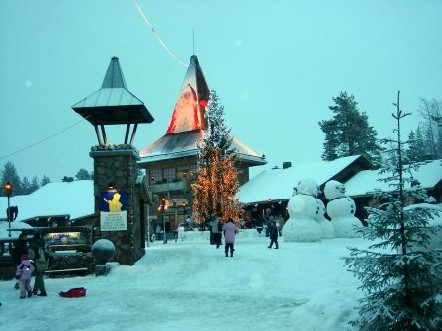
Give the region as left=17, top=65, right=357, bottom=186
left=0, top=0, right=441, bottom=182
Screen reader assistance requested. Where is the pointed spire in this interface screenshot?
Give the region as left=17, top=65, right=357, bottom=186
left=102, top=56, right=127, bottom=88
left=166, top=55, right=210, bottom=134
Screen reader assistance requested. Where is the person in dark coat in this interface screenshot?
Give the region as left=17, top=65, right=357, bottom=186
left=13, top=232, right=28, bottom=266
left=264, top=208, right=275, bottom=237
left=12, top=232, right=28, bottom=290
left=268, top=220, right=279, bottom=249
left=28, top=232, right=49, bottom=296
left=209, top=213, right=223, bottom=248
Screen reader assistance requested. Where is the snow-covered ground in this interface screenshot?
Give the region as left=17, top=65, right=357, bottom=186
left=0, top=233, right=370, bottom=331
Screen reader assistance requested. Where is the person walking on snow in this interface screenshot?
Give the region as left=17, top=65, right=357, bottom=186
left=222, top=218, right=239, bottom=257
left=15, top=254, right=34, bottom=299
left=264, top=208, right=275, bottom=237
left=268, top=220, right=279, bottom=249
left=209, top=212, right=223, bottom=248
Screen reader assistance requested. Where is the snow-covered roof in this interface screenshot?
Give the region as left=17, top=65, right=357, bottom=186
left=139, top=130, right=266, bottom=166
left=0, top=220, right=33, bottom=239
left=345, top=159, right=442, bottom=197
left=0, top=180, right=94, bottom=225
left=237, top=155, right=366, bottom=204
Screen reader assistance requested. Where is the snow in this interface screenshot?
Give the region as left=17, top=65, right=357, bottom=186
left=237, top=155, right=363, bottom=204
left=0, top=180, right=94, bottom=225
left=283, top=194, right=323, bottom=242
left=238, top=157, right=442, bottom=204
left=345, top=159, right=442, bottom=198
left=0, top=233, right=369, bottom=331
left=0, top=159, right=439, bottom=330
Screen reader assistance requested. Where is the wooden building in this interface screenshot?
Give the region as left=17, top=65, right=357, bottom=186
left=137, top=55, right=266, bottom=229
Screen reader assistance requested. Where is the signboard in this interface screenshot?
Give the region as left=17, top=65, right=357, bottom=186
left=44, top=232, right=88, bottom=245
left=99, top=191, right=128, bottom=231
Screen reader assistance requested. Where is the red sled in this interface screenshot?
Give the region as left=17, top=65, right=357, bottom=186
left=59, top=287, right=86, bottom=298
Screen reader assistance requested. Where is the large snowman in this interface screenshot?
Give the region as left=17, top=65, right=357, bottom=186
left=282, top=178, right=322, bottom=242
left=324, top=180, right=363, bottom=238
left=316, top=199, right=335, bottom=239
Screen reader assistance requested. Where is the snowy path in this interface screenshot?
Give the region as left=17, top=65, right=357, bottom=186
left=0, top=237, right=364, bottom=331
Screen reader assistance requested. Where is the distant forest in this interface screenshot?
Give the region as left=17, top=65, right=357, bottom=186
left=0, top=161, right=93, bottom=196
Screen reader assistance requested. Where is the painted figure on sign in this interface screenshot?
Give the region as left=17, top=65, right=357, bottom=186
left=104, top=193, right=123, bottom=212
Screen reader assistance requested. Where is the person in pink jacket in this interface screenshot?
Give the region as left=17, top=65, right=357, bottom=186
left=222, top=218, right=239, bottom=257
left=15, top=254, right=35, bottom=299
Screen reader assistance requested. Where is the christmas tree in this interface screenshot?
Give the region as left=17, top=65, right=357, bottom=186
left=192, top=90, right=241, bottom=226
left=345, top=91, right=442, bottom=330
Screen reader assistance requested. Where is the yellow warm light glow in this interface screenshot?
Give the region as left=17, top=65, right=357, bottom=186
left=192, top=147, right=240, bottom=225
left=4, top=181, right=12, bottom=195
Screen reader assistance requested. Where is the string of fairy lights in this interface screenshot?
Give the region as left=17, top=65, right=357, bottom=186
left=192, top=148, right=241, bottom=223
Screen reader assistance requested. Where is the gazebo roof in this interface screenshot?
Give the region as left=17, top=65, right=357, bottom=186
left=72, top=57, right=154, bottom=125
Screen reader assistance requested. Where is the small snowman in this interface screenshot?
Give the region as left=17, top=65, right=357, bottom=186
left=324, top=180, right=363, bottom=238
left=282, top=178, right=322, bottom=242
left=315, top=199, right=335, bottom=239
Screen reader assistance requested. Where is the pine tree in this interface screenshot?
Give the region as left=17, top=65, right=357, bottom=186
left=345, top=91, right=442, bottom=330
left=30, top=176, right=40, bottom=193
left=406, top=128, right=428, bottom=163
left=21, top=176, right=31, bottom=194
left=40, top=175, right=51, bottom=187
left=1, top=161, right=23, bottom=196
left=319, top=91, right=382, bottom=163
left=417, top=97, right=442, bottom=159
left=192, top=90, right=241, bottom=226
left=75, top=168, right=93, bottom=180
left=20, top=175, right=40, bottom=194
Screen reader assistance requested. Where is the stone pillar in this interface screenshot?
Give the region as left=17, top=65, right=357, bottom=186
left=90, top=146, right=145, bottom=265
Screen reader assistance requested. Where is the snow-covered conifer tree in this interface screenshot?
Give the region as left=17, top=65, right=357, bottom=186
left=345, top=91, right=442, bottom=330
left=192, top=90, right=241, bottom=226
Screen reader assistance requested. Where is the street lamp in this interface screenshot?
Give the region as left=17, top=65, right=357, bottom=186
left=4, top=182, right=12, bottom=238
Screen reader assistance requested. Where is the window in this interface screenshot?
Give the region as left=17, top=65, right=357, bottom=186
left=190, top=165, right=198, bottom=180
left=150, top=169, right=162, bottom=184
left=177, top=166, right=190, bottom=179
left=163, top=167, right=175, bottom=181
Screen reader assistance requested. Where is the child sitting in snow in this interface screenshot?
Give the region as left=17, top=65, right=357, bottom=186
left=15, top=254, right=35, bottom=299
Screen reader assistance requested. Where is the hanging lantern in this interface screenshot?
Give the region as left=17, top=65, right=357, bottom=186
left=199, top=99, right=208, bottom=107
